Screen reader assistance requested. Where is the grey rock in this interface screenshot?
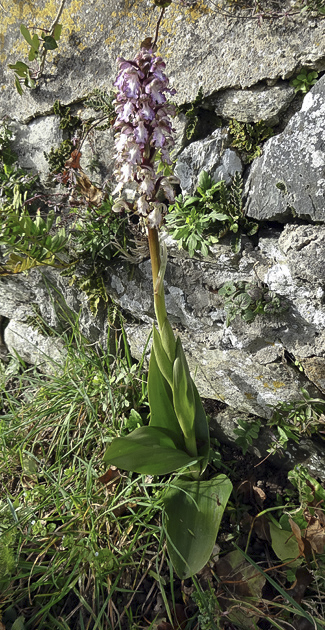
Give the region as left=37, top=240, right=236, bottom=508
left=244, top=76, right=325, bottom=222
left=4, top=320, right=66, bottom=373
left=1, top=1, right=325, bottom=123
left=11, top=117, right=63, bottom=183
left=174, top=129, right=242, bottom=195
left=206, top=82, right=296, bottom=125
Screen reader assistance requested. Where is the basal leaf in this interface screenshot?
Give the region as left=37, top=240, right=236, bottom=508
left=103, top=426, right=200, bottom=475
left=173, top=337, right=196, bottom=440
left=148, top=346, right=183, bottom=440
left=163, top=475, right=232, bottom=578
left=152, top=325, right=173, bottom=387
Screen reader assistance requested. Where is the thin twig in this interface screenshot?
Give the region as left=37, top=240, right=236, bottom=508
left=39, top=0, right=66, bottom=77
left=152, top=7, right=165, bottom=48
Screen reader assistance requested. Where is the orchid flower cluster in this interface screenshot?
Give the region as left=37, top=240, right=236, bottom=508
left=112, top=46, right=179, bottom=228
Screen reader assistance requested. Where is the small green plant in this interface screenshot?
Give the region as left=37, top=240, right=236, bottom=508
left=290, top=67, right=319, bottom=94
left=228, top=119, right=274, bottom=163
left=70, top=196, right=128, bottom=262
left=267, top=388, right=325, bottom=454
left=176, top=86, right=204, bottom=141
left=234, top=417, right=262, bottom=454
left=166, top=170, right=258, bottom=256
left=218, top=280, right=286, bottom=326
left=44, top=100, right=83, bottom=175
left=84, top=88, right=116, bottom=130
left=9, top=21, right=62, bottom=95
left=0, top=207, right=69, bottom=274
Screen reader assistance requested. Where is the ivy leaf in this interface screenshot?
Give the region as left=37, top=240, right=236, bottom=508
left=42, top=35, right=58, bottom=50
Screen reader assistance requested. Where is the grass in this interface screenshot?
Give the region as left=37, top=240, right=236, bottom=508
left=1, top=310, right=325, bottom=630
left=0, top=315, right=164, bottom=630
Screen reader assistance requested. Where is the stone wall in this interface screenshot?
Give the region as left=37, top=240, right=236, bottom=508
left=1, top=0, right=325, bottom=430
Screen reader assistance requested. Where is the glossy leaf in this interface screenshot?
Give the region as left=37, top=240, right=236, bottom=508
left=103, top=426, right=200, bottom=475
left=173, top=337, right=195, bottom=440
left=148, top=345, right=183, bottom=440
left=42, top=36, right=58, bottom=50
left=163, top=475, right=232, bottom=578
left=152, top=325, right=173, bottom=387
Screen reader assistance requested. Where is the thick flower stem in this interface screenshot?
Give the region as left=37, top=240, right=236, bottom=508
left=148, top=227, right=175, bottom=355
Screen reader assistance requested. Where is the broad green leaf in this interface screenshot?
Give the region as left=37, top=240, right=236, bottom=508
left=152, top=325, right=173, bottom=387
left=173, top=337, right=196, bottom=440
left=269, top=521, right=301, bottom=564
left=9, top=61, right=28, bottom=77
left=103, top=426, right=200, bottom=475
left=148, top=345, right=183, bottom=440
left=163, top=475, right=232, bottom=578
left=11, top=616, right=26, bottom=630
left=42, top=35, right=58, bottom=50
left=20, top=24, right=33, bottom=45
left=53, top=23, right=62, bottom=41
left=160, top=318, right=176, bottom=363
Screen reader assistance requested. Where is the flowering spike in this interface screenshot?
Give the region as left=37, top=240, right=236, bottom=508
left=113, top=45, right=179, bottom=225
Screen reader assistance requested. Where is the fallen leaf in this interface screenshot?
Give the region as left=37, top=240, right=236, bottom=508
left=289, top=518, right=305, bottom=557
left=98, top=467, right=121, bottom=485
left=304, top=516, right=325, bottom=554
left=76, top=172, right=103, bottom=206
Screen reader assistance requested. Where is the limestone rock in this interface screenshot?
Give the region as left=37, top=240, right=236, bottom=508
left=174, top=129, right=242, bottom=195
left=1, top=1, right=324, bottom=123
left=11, top=117, right=63, bottom=183
left=244, top=75, right=325, bottom=222
left=4, top=320, right=66, bottom=373
left=206, top=82, right=296, bottom=125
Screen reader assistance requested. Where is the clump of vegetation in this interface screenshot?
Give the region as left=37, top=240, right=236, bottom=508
left=8, top=19, right=63, bottom=94
left=228, top=119, right=274, bottom=163
left=267, top=388, right=325, bottom=454
left=290, top=67, right=319, bottom=94
left=234, top=417, right=262, bottom=454
left=44, top=100, right=83, bottom=175
left=218, top=280, right=287, bottom=326
left=165, top=170, right=258, bottom=256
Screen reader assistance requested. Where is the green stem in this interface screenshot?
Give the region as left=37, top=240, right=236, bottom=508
left=148, top=228, right=170, bottom=335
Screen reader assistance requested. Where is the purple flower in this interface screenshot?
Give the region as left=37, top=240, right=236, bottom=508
left=113, top=46, right=179, bottom=225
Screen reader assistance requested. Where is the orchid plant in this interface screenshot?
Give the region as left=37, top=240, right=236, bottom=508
left=103, top=8, right=232, bottom=579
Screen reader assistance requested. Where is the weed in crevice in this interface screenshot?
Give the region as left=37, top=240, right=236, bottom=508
left=267, top=387, right=325, bottom=454
left=165, top=170, right=258, bottom=256
left=228, top=119, right=274, bottom=163
left=290, top=67, right=319, bottom=94
left=218, top=280, right=287, bottom=326
left=234, top=417, right=262, bottom=454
